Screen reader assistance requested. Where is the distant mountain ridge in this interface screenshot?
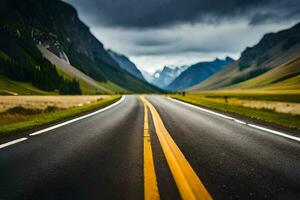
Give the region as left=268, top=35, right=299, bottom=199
left=0, top=0, right=160, bottom=94
left=190, top=22, right=300, bottom=91
left=150, top=66, right=187, bottom=89
left=167, top=57, right=234, bottom=91
left=108, top=50, right=145, bottom=81
left=141, top=70, right=154, bottom=83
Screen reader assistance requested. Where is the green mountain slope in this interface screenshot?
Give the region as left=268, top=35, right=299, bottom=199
left=0, top=26, right=81, bottom=95
left=0, top=0, right=160, bottom=94
left=228, top=56, right=300, bottom=90
left=38, top=46, right=127, bottom=94
left=190, top=22, right=300, bottom=91
left=0, top=75, right=55, bottom=95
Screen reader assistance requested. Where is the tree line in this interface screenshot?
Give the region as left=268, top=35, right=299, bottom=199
left=0, top=56, right=81, bottom=94
left=0, top=27, right=81, bottom=94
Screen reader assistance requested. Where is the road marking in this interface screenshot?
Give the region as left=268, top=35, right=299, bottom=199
left=141, top=97, right=160, bottom=200
left=169, top=97, right=300, bottom=143
left=30, top=96, right=125, bottom=136
left=248, top=124, right=300, bottom=142
left=234, top=119, right=247, bottom=125
left=169, top=97, right=233, bottom=120
left=142, top=97, right=212, bottom=200
left=0, top=97, right=125, bottom=150
left=0, top=138, right=28, bottom=149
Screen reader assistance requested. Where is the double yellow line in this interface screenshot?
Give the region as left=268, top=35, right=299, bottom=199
left=140, top=96, right=212, bottom=200
left=143, top=100, right=160, bottom=200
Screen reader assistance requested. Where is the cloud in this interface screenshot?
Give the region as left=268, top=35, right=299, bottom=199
left=249, top=7, right=300, bottom=25
left=67, top=0, right=300, bottom=28
left=90, top=21, right=296, bottom=56
left=135, top=37, right=178, bottom=47
left=65, top=0, right=300, bottom=73
left=89, top=20, right=297, bottom=72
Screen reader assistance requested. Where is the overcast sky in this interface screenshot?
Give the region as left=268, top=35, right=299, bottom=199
left=66, top=0, right=300, bottom=73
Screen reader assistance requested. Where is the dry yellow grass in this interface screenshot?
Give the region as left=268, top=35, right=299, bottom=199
left=0, top=95, right=109, bottom=112
left=0, top=95, right=121, bottom=136
left=210, top=98, right=300, bottom=115
left=239, top=100, right=300, bottom=115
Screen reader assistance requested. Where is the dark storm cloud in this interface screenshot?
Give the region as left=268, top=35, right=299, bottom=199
left=250, top=6, right=300, bottom=25
left=65, top=0, right=300, bottom=72
left=135, top=37, right=179, bottom=47
left=67, top=0, right=300, bottom=28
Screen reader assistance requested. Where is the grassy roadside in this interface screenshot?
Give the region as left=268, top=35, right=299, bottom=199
left=0, top=95, right=121, bottom=137
left=186, top=90, right=300, bottom=102
left=0, top=75, right=56, bottom=95
left=170, top=94, right=300, bottom=130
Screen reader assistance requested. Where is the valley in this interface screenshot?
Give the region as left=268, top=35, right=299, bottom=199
left=0, top=0, right=300, bottom=199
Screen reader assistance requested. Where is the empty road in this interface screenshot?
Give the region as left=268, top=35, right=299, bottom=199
left=0, top=95, right=299, bottom=200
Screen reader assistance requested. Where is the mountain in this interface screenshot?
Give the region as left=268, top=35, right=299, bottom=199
left=108, top=50, right=145, bottom=81
left=0, top=0, right=160, bottom=94
left=38, top=45, right=127, bottom=94
left=228, top=56, right=300, bottom=90
left=167, top=57, right=234, bottom=91
left=190, top=22, right=300, bottom=91
left=150, top=66, right=187, bottom=89
left=141, top=70, right=154, bottom=83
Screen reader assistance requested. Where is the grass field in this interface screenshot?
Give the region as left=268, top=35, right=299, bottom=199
left=0, top=95, right=112, bottom=112
left=170, top=92, right=300, bottom=130
left=0, top=95, right=121, bottom=137
left=191, top=89, right=300, bottom=102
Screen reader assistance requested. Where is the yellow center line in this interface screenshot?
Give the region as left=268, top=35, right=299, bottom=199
left=142, top=97, right=160, bottom=200
left=140, top=96, right=213, bottom=200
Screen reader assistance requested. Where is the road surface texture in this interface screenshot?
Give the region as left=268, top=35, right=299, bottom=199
left=0, top=95, right=299, bottom=200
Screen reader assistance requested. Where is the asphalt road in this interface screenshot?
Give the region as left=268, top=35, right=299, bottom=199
left=0, top=95, right=300, bottom=200
left=0, top=96, right=144, bottom=200
left=147, top=96, right=300, bottom=200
